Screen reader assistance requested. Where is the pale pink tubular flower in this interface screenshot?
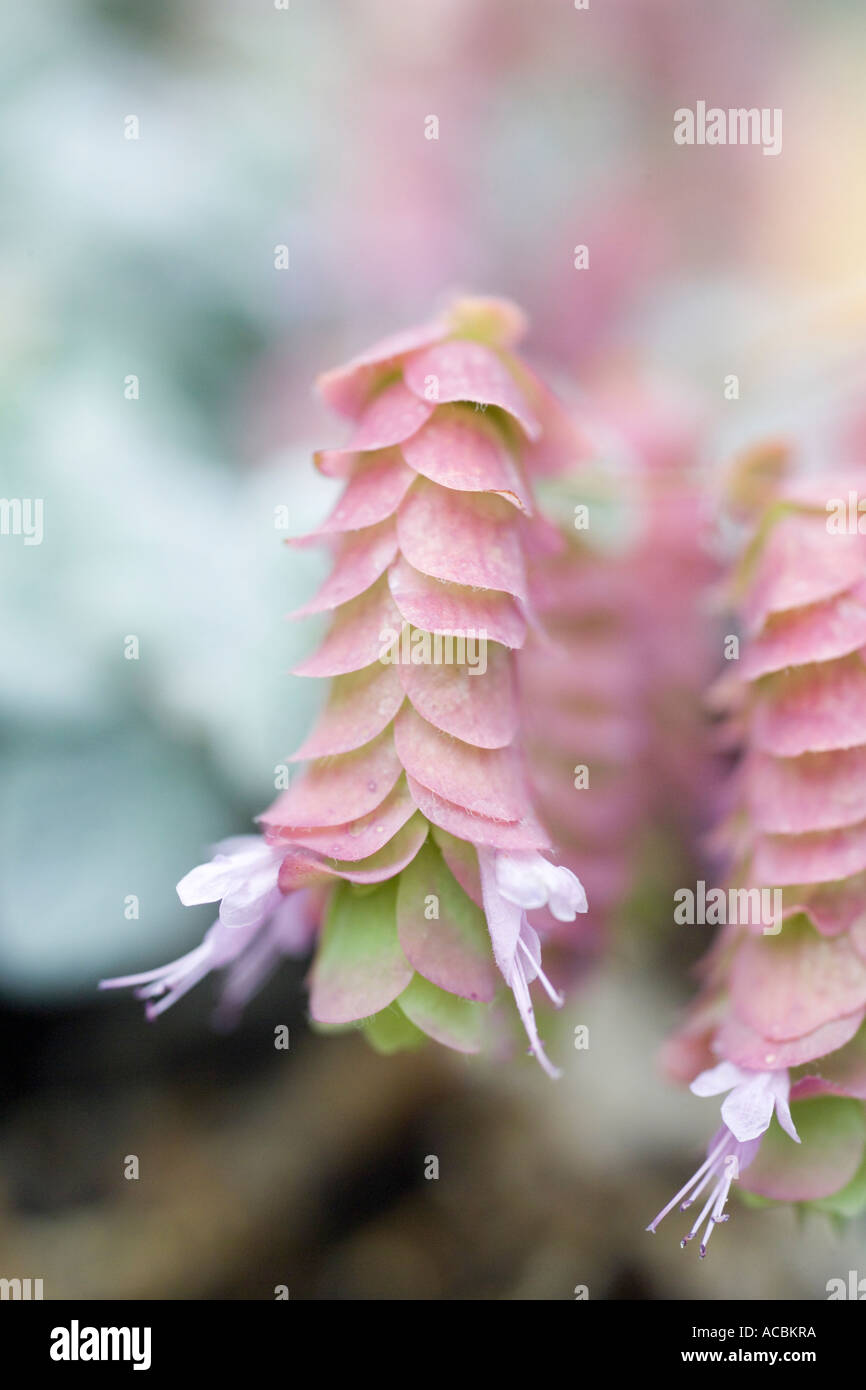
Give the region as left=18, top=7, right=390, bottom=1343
left=176, top=836, right=285, bottom=928
left=103, top=297, right=589, bottom=1074
left=648, top=1063, right=798, bottom=1256
left=689, top=1061, right=799, bottom=1144
left=101, top=836, right=317, bottom=1020
left=478, top=848, right=586, bottom=1078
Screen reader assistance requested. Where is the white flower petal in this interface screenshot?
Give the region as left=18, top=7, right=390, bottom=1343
left=689, top=1060, right=748, bottom=1098
left=494, top=851, right=549, bottom=910
left=479, top=848, right=523, bottom=980
left=768, top=1070, right=801, bottom=1144
left=721, top=1073, right=777, bottom=1143
left=547, top=866, right=588, bottom=921
left=177, top=857, right=238, bottom=906
left=219, top=869, right=281, bottom=929
left=210, top=834, right=273, bottom=861
left=494, top=851, right=588, bottom=920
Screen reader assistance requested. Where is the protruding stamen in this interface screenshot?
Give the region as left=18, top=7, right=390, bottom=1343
left=517, top=936, right=564, bottom=1008
left=646, top=1132, right=728, bottom=1233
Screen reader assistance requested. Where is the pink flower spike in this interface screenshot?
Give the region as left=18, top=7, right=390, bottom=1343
left=99, top=296, right=594, bottom=1070
left=690, top=1062, right=801, bottom=1144
left=176, top=835, right=285, bottom=929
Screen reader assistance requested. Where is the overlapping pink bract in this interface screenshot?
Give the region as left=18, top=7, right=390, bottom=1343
left=268, top=299, right=559, bottom=871
left=655, top=455, right=866, bottom=1250
left=104, top=297, right=588, bottom=1076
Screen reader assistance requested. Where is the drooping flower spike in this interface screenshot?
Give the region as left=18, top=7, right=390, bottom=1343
left=653, top=452, right=866, bottom=1251
left=103, top=297, right=588, bottom=1076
